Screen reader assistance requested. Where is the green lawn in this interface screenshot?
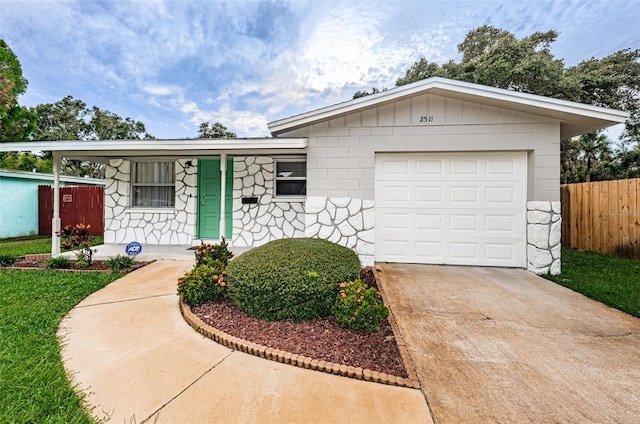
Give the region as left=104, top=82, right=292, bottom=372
left=0, top=269, right=120, bottom=423
left=544, top=248, right=640, bottom=318
left=0, top=235, right=104, bottom=257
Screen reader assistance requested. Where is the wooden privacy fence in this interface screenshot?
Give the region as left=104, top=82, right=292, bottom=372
left=38, top=186, right=104, bottom=235
left=561, top=179, right=640, bottom=258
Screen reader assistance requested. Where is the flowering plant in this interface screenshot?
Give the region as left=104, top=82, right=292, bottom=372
left=195, top=237, right=234, bottom=267
left=332, top=279, right=389, bottom=332
left=177, top=263, right=228, bottom=306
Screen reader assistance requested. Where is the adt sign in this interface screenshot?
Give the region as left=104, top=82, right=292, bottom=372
left=125, top=241, right=142, bottom=256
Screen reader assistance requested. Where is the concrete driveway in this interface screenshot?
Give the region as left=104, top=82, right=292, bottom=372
left=377, top=263, right=640, bottom=424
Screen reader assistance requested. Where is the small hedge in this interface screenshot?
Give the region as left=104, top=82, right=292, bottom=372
left=178, top=264, right=228, bottom=306
left=333, top=279, right=389, bottom=332
left=227, top=238, right=361, bottom=321
left=177, top=240, right=233, bottom=307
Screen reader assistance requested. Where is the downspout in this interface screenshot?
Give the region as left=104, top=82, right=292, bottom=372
left=51, top=153, right=61, bottom=255
left=219, top=153, right=226, bottom=241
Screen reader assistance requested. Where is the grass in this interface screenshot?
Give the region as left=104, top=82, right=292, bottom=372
left=544, top=248, right=640, bottom=318
left=0, top=269, right=120, bottom=423
left=0, top=235, right=104, bottom=258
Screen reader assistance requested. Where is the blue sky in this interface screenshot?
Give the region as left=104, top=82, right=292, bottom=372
left=1, top=0, right=639, bottom=139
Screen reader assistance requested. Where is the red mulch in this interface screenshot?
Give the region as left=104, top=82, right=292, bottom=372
left=192, top=267, right=409, bottom=378
left=7, top=259, right=152, bottom=272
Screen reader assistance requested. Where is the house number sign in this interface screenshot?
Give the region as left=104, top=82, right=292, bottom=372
left=419, top=115, right=434, bottom=123
left=62, top=194, right=73, bottom=203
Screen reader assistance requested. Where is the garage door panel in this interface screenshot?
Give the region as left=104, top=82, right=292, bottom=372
left=415, top=241, right=444, bottom=260
left=379, top=158, right=410, bottom=176
left=485, top=214, right=516, bottom=232
left=376, top=152, right=526, bottom=267
left=415, top=186, right=444, bottom=203
left=450, top=186, right=479, bottom=203
left=485, top=186, right=516, bottom=204
left=378, top=211, right=409, bottom=231
left=486, top=158, right=516, bottom=175
left=485, top=243, right=520, bottom=261
left=449, top=242, right=478, bottom=260
left=450, top=214, right=478, bottom=231
left=416, top=159, right=443, bottom=175
left=415, top=213, right=443, bottom=231
left=450, top=159, right=479, bottom=175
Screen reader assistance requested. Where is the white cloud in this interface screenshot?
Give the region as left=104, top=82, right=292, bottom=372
left=2, top=0, right=638, bottom=140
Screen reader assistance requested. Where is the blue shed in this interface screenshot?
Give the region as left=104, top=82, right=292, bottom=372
left=0, top=169, right=104, bottom=239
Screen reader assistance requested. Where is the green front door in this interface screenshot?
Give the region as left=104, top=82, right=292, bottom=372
left=197, top=159, right=233, bottom=239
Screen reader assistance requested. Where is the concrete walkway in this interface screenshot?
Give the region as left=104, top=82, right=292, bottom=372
left=378, top=263, right=640, bottom=424
left=58, top=260, right=431, bottom=424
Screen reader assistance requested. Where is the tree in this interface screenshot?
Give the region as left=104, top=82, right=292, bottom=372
left=0, top=151, right=51, bottom=173
left=353, top=87, right=383, bottom=99
left=560, top=138, right=581, bottom=184
left=29, top=96, right=154, bottom=177
left=88, top=106, right=154, bottom=140
left=197, top=122, right=236, bottom=138
left=0, top=39, right=36, bottom=142
left=577, top=132, right=612, bottom=182
left=370, top=26, right=640, bottom=182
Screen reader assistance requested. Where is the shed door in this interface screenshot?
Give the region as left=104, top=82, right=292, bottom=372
left=375, top=152, right=526, bottom=267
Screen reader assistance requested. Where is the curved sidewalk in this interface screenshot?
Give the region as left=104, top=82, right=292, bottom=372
left=58, top=260, right=431, bottom=424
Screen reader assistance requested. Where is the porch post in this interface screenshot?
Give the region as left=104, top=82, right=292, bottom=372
left=219, top=153, right=227, bottom=240
left=51, top=153, right=61, bottom=255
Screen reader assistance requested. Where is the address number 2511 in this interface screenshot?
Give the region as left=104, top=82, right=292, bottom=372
left=419, top=115, right=434, bottom=123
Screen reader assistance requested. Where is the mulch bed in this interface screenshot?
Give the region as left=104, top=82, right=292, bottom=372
left=4, top=258, right=153, bottom=273
left=192, top=267, right=409, bottom=378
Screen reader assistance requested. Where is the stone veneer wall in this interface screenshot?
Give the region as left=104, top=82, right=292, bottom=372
left=104, top=158, right=197, bottom=245
left=304, top=196, right=375, bottom=266
left=527, top=201, right=561, bottom=275
left=232, top=156, right=305, bottom=247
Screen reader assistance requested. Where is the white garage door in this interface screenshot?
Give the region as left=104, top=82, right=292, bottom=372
left=375, top=152, right=526, bottom=267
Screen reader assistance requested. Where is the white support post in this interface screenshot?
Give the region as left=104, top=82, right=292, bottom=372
left=51, top=153, right=61, bottom=255
left=219, top=153, right=227, bottom=241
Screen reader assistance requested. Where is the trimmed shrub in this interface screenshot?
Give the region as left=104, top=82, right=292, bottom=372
left=195, top=238, right=234, bottom=268
left=333, top=279, right=389, bottom=332
left=227, top=238, right=361, bottom=321
left=177, top=261, right=228, bottom=306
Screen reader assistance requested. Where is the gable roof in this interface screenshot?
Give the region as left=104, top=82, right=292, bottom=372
left=268, top=77, right=629, bottom=140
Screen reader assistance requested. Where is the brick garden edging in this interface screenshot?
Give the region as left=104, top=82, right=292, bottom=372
left=3, top=256, right=155, bottom=274
left=372, top=267, right=421, bottom=383
left=179, top=298, right=421, bottom=390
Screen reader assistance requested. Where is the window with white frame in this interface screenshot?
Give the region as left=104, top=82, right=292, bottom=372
left=275, top=158, right=306, bottom=197
left=131, top=161, right=175, bottom=207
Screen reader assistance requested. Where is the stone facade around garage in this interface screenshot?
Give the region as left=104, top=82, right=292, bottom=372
left=304, top=196, right=375, bottom=266
left=527, top=201, right=562, bottom=275
left=231, top=156, right=306, bottom=247
left=104, top=158, right=197, bottom=245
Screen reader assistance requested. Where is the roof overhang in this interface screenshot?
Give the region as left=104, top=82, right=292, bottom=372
left=0, top=138, right=308, bottom=162
left=268, top=77, right=629, bottom=140
left=0, top=169, right=105, bottom=185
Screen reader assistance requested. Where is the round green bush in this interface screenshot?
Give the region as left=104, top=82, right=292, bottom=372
left=227, top=238, right=361, bottom=321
